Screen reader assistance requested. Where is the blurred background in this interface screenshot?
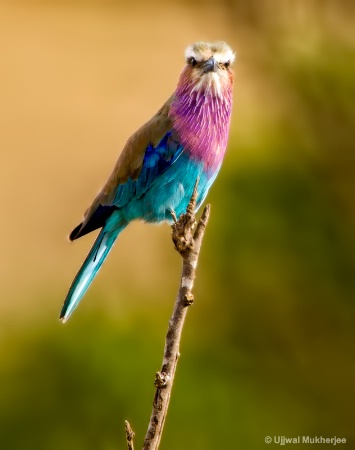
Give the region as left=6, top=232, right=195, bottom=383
left=0, top=0, right=354, bottom=448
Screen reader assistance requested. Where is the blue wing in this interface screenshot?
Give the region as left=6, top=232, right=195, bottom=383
left=70, top=130, right=184, bottom=240
left=112, top=131, right=184, bottom=207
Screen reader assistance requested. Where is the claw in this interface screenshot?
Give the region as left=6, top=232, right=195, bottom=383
left=171, top=178, right=199, bottom=254
left=169, top=209, right=178, bottom=223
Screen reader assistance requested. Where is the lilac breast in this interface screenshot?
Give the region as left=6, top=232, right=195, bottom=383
left=169, top=81, right=233, bottom=174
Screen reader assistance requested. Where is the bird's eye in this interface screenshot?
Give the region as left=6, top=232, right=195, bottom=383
left=188, top=57, right=197, bottom=67
left=224, top=61, right=230, bottom=68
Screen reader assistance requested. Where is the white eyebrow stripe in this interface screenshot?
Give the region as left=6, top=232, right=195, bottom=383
left=213, top=50, right=236, bottom=64
left=184, top=47, right=199, bottom=60
left=184, top=46, right=236, bottom=64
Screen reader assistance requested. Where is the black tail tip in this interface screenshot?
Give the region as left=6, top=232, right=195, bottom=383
left=69, top=223, right=82, bottom=241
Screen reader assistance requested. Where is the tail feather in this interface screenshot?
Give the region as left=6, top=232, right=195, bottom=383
left=60, top=218, right=126, bottom=323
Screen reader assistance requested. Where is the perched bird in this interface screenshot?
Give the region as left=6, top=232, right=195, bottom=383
left=60, top=41, right=235, bottom=322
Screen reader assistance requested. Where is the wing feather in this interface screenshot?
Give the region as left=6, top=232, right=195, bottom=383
left=71, top=95, right=181, bottom=240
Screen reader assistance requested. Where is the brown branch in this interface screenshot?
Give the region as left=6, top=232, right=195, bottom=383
left=125, top=420, right=135, bottom=450
left=142, top=181, right=211, bottom=450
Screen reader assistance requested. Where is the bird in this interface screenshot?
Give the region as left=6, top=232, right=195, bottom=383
left=60, top=41, right=235, bottom=323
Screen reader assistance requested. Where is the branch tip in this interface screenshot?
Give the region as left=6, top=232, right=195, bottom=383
left=171, top=177, right=201, bottom=254
left=124, top=420, right=135, bottom=450
left=186, top=176, right=199, bottom=216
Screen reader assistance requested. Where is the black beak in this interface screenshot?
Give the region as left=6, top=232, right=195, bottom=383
left=203, top=57, right=217, bottom=73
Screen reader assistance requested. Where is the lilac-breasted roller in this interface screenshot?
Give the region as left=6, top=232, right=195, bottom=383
left=60, top=41, right=235, bottom=322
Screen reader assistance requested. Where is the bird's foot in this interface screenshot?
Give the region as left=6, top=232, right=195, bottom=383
left=171, top=178, right=199, bottom=254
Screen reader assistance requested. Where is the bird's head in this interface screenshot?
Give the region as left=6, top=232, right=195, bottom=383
left=179, top=41, right=235, bottom=98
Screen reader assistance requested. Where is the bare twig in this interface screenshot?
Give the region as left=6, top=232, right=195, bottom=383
left=142, top=180, right=211, bottom=450
left=125, top=420, right=135, bottom=450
